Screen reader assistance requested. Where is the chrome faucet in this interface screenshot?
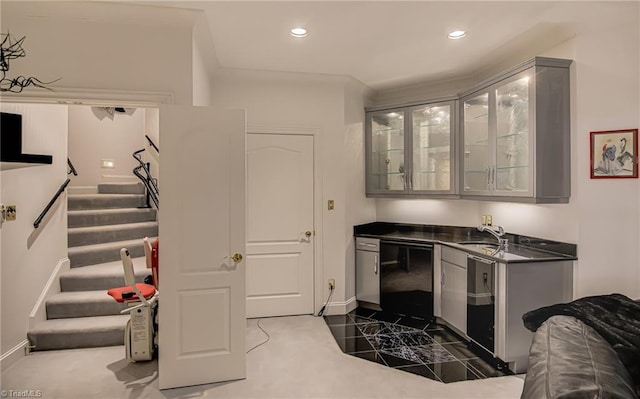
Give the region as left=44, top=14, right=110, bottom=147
left=477, top=225, right=509, bottom=255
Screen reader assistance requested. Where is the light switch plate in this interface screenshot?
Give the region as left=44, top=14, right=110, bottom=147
left=486, top=215, right=493, bottom=226
left=481, top=215, right=487, bottom=225
left=328, top=200, right=335, bottom=210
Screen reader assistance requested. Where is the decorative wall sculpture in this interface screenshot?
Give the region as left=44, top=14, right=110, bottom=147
left=1, top=32, right=60, bottom=93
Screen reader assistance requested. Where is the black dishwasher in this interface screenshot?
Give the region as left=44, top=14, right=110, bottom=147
left=379, top=240, right=434, bottom=320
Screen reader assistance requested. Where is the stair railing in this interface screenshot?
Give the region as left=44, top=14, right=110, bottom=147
left=33, top=158, right=77, bottom=228
left=33, top=179, right=71, bottom=228
left=145, top=135, right=159, bottom=154
left=67, top=157, right=78, bottom=176
left=133, top=149, right=159, bottom=209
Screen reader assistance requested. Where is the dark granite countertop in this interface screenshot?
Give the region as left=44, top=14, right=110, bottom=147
left=354, top=222, right=577, bottom=263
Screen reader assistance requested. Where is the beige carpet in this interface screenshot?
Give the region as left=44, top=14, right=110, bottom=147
left=2, top=315, right=524, bottom=398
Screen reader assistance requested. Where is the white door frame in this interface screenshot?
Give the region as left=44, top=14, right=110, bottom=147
left=247, top=124, right=324, bottom=315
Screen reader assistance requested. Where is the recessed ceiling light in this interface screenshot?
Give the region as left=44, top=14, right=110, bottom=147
left=290, top=27, right=308, bottom=38
left=448, top=30, right=467, bottom=40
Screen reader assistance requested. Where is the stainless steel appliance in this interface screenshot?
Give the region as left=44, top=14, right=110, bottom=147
left=466, top=254, right=496, bottom=354
left=379, top=240, right=434, bottom=320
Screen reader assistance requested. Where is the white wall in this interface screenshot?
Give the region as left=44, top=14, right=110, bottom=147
left=344, top=80, right=377, bottom=301
left=0, top=103, right=68, bottom=355
left=192, top=13, right=217, bottom=107
left=374, top=3, right=640, bottom=299
left=143, top=108, right=160, bottom=186
left=1, top=1, right=196, bottom=105
left=210, top=69, right=375, bottom=310
left=67, top=106, right=144, bottom=186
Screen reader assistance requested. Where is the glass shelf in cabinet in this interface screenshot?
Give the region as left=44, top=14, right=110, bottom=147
left=496, top=132, right=528, bottom=140
left=465, top=140, right=489, bottom=146
left=373, top=128, right=403, bottom=135
left=373, top=148, right=404, bottom=154
left=414, top=145, right=450, bottom=153
left=415, top=122, right=450, bottom=128
left=372, top=171, right=405, bottom=176
left=495, top=165, right=528, bottom=171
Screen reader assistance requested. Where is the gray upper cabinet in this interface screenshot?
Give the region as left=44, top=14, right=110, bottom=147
left=365, top=100, right=458, bottom=197
left=460, top=57, right=572, bottom=203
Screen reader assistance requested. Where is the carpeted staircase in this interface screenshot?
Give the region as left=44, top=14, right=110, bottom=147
left=27, top=182, right=158, bottom=351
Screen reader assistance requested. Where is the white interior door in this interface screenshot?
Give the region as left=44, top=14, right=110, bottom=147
left=246, top=133, right=314, bottom=318
left=158, top=105, right=246, bottom=390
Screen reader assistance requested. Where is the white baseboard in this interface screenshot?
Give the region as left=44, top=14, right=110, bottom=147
left=29, top=258, right=70, bottom=330
left=1, top=340, right=29, bottom=371
left=68, top=186, right=98, bottom=195
left=324, top=296, right=357, bottom=316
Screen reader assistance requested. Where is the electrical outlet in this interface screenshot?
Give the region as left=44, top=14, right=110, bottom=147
left=328, top=279, right=335, bottom=290
left=486, top=215, right=493, bottom=226
left=328, top=200, right=335, bottom=210
left=481, top=215, right=487, bottom=225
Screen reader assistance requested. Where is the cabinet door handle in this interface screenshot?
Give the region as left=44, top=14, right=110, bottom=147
left=374, top=255, right=378, bottom=274
left=442, top=271, right=445, bottom=286
left=487, top=167, right=491, bottom=188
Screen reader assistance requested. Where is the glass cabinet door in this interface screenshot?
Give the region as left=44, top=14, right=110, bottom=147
left=494, top=71, right=532, bottom=194
left=411, top=103, right=452, bottom=192
left=368, top=111, right=406, bottom=192
left=463, top=93, right=490, bottom=192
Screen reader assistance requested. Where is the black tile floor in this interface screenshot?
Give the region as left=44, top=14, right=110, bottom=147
left=324, top=308, right=512, bottom=383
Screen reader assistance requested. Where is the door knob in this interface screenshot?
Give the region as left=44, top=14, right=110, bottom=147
left=228, top=253, right=243, bottom=263
left=303, top=231, right=312, bottom=238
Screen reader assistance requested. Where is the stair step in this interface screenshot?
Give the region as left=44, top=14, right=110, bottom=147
left=98, top=182, right=145, bottom=195
left=27, top=315, right=129, bottom=351
left=68, top=237, right=155, bottom=268
left=68, top=221, right=158, bottom=247
left=46, top=290, right=128, bottom=319
left=68, top=194, right=146, bottom=211
left=60, top=257, right=150, bottom=292
left=68, top=208, right=156, bottom=228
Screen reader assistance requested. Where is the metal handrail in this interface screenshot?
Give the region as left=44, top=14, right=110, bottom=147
left=67, top=158, right=78, bottom=176
left=133, top=148, right=159, bottom=209
left=34, top=178, right=70, bottom=228
left=145, top=135, right=159, bottom=154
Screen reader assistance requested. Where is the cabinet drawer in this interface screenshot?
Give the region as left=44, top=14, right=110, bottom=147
left=442, top=246, right=467, bottom=266
left=356, top=237, right=380, bottom=251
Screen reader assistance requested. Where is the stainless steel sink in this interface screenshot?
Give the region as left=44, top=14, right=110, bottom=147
left=455, top=241, right=531, bottom=261
left=457, top=241, right=499, bottom=248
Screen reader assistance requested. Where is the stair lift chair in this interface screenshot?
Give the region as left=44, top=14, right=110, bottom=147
left=107, top=238, right=159, bottom=362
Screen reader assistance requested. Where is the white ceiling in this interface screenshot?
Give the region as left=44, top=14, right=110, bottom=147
left=11, top=1, right=633, bottom=91
left=151, top=0, right=614, bottom=91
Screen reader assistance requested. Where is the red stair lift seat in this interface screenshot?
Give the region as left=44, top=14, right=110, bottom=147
left=107, top=283, right=156, bottom=303
left=107, top=237, right=158, bottom=303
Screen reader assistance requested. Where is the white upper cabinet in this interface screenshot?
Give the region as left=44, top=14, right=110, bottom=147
left=364, top=57, right=572, bottom=203
left=461, top=57, right=572, bottom=203
left=366, top=100, right=457, bottom=197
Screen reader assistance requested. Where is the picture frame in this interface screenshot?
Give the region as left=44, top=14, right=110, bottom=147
left=590, top=129, right=638, bottom=179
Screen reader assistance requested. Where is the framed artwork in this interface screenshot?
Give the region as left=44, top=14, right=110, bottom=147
left=590, top=129, right=638, bottom=179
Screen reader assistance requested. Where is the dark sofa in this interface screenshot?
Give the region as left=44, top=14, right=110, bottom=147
left=520, top=294, right=640, bottom=399
left=521, top=315, right=637, bottom=399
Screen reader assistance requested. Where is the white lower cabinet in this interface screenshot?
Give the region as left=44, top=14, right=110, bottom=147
left=441, top=259, right=467, bottom=335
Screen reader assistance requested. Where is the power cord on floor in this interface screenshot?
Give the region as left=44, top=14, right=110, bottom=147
left=246, top=318, right=270, bottom=354
left=316, top=285, right=335, bottom=317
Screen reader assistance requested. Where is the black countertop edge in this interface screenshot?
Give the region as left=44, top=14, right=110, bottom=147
left=354, top=222, right=577, bottom=262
